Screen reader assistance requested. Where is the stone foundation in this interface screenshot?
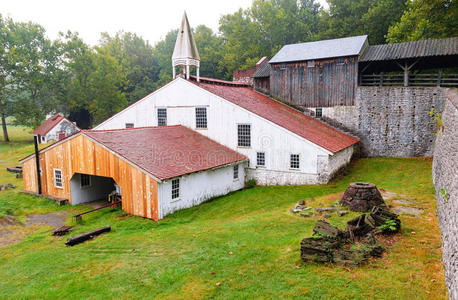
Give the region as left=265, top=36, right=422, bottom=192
left=432, top=88, right=458, bottom=300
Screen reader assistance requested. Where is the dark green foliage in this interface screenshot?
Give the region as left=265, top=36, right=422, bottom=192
left=245, top=179, right=257, bottom=189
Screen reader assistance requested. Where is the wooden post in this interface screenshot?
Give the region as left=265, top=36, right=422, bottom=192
left=403, top=62, right=409, bottom=87
left=437, top=70, right=442, bottom=87
left=34, top=135, right=42, bottom=195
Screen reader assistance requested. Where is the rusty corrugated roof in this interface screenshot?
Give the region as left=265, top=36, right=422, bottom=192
left=360, top=37, right=458, bottom=62
left=252, top=61, right=271, bottom=78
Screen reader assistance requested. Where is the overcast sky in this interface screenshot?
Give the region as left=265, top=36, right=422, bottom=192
left=1, top=0, right=328, bottom=46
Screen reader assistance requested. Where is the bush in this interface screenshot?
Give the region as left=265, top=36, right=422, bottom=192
left=245, top=179, right=257, bottom=189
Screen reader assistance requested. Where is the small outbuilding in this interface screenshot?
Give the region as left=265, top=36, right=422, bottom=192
left=33, top=114, right=80, bottom=144
left=20, top=126, right=248, bottom=220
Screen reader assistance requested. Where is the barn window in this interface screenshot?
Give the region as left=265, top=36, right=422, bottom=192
left=54, top=169, right=63, bottom=188
left=290, top=154, right=300, bottom=169
left=237, top=124, right=251, bottom=147
left=80, top=174, right=91, bottom=188
left=195, top=107, right=207, bottom=129
left=336, top=57, right=345, bottom=65
left=157, top=108, right=167, bottom=126
left=125, top=123, right=134, bottom=128
left=41, top=136, right=45, bottom=143
left=171, top=178, right=180, bottom=200
left=257, top=152, right=265, bottom=166
left=233, top=164, right=239, bottom=180
left=315, top=108, right=323, bottom=118
left=307, top=60, right=315, bottom=68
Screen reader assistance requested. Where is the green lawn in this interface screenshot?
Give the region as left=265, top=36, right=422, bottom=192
left=0, top=126, right=447, bottom=299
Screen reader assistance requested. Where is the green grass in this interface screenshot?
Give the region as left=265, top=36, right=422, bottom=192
left=0, top=129, right=447, bottom=299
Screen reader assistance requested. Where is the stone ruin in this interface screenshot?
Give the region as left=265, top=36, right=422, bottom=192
left=340, top=182, right=386, bottom=212
left=300, top=205, right=401, bottom=267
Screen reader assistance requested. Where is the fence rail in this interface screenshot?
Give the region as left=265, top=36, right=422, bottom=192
left=360, top=73, right=458, bottom=87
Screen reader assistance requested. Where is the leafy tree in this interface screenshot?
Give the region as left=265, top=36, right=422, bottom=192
left=387, top=0, right=458, bottom=42
left=194, top=25, right=226, bottom=79
left=98, top=32, right=160, bottom=104
left=361, top=0, right=407, bottom=44
left=152, top=29, right=178, bottom=87
left=57, top=32, right=127, bottom=127
left=0, top=15, right=15, bottom=141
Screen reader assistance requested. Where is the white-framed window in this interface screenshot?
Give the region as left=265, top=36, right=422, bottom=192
left=125, top=123, right=134, bottom=128
left=171, top=178, right=180, bottom=200
left=195, top=107, right=207, bottom=129
left=54, top=169, right=63, bottom=188
left=237, top=124, right=251, bottom=147
left=290, top=154, right=300, bottom=169
left=315, top=108, right=323, bottom=118
left=233, top=164, right=239, bottom=180
left=307, top=60, right=315, bottom=68
left=80, top=174, right=91, bottom=188
left=256, top=152, right=265, bottom=166
left=41, top=136, right=45, bottom=143
left=157, top=108, right=167, bottom=126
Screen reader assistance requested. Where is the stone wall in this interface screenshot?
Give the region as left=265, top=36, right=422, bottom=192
left=432, top=88, right=458, bottom=300
left=355, top=87, right=447, bottom=157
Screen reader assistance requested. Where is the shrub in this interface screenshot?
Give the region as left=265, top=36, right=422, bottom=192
left=245, top=179, right=257, bottom=189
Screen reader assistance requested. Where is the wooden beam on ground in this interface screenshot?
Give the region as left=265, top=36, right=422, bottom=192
left=65, top=226, right=111, bottom=246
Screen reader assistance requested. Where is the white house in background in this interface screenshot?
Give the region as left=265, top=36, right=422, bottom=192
left=94, top=77, right=359, bottom=185
left=33, top=114, right=80, bottom=144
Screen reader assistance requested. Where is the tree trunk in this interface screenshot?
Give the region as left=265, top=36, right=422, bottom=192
left=1, top=112, right=9, bottom=142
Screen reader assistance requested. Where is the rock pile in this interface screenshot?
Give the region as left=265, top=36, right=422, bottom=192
left=300, top=206, right=400, bottom=267
left=340, top=182, right=386, bottom=212
left=0, top=183, right=16, bottom=191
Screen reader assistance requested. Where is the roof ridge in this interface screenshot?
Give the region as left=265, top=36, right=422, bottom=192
left=86, top=125, right=183, bottom=132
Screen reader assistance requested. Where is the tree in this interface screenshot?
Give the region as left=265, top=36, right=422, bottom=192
left=194, top=25, right=226, bottom=79
left=152, top=29, right=178, bottom=87
left=98, top=32, right=160, bottom=104
left=361, top=0, right=407, bottom=44
left=10, top=21, right=62, bottom=128
left=58, top=32, right=127, bottom=127
left=386, top=0, right=458, bottom=42
left=0, top=14, right=15, bottom=141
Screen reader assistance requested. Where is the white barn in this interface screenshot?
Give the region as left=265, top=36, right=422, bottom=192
left=33, top=114, right=80, bottom=144
left=94, top=77, right=358, bottom=185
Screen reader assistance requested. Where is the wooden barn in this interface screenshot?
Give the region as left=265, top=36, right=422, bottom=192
left=20, top=126, right=247, bottom=220
left=268, top=35, right=368, bottom=109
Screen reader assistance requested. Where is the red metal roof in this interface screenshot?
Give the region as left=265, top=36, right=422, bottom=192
left=84, top=126, right=247, bottom=180
left=33, top=114, right=80, bottom=136
left=190, top=79, right=359, bottom=153
left=33, top=114, right=65, bottom=135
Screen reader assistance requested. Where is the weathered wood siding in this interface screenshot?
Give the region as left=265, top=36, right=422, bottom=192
left=22, top=134, right=159, bottom=220
left=254, top=77, right=270, bottom=95
left=270, top=56, right=358, bottom=107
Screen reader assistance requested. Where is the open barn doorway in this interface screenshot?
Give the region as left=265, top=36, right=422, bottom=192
left=70, top=173, right=119, bottom=205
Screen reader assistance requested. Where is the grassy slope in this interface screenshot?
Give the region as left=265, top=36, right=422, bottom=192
left=0, top=126, right=446, bottom=299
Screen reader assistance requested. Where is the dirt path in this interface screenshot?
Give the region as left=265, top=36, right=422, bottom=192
left=0, top=211, right=69, bottom=246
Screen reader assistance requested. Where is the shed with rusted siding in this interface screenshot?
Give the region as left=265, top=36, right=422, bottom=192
left=269, top=35, right=368, bottom=108
left=20, top=126, right=247, bottom=220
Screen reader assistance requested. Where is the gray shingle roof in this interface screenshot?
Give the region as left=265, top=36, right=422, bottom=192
left=252, top=62, right=271, bottom=78
left=269, top=35, right=368, bottom=64
left=359, top=37, right=458, bottom=62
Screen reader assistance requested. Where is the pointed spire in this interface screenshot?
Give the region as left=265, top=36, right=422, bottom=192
left=172, top=12, right=200, bottom=81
